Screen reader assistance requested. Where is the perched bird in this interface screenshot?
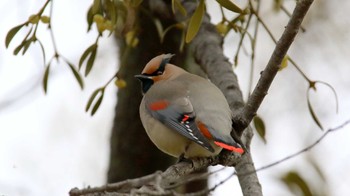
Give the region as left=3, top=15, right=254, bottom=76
left=135, top=54, right=244, bottom=159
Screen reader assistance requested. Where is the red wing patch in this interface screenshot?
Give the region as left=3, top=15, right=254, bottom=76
left=214, top=141, right=244, bottom=154
left=181, top=114, right=190, bottom=123
left=149, top=100, right=169, bottom=111
left=197, top=121, right=213, bottom=139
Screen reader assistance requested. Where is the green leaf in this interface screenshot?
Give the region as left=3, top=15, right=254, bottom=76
left=105, top=0, right=117, bottom=25
left=13, top=42, right=25, bottom=55
left=85, top=46, right=97, bottom=77
left=131, top=0, right=143, bottom=7
left=86, top=6, right=94, bottom=32
left=43, top=63, right=51, bottom=94
left=172, top=0, right=187, bottom=16
left=307, top=89, right=324, bottom=131
left=79, top=44, right=97, bottom=69
left=185, top=0, right=205, bottom=43
left=281, top=171, right=312, bottom=196
left=85, top=88, right=103, bottom=112
left=13, top=26, right=34, bottom=55
left=216, top=0, right=243, bottom=13
left=154, top=19, right=163, bottom=41
left=21, top=39, right=32, bottom=55
left=5, top=23, right=25, bottom=48
left=253, top=115, right=266, bottom=143
left=67, top=62, right=84, bottom=89
left=273, top=0, right=284, bottom=12
left=92, top=0, right=101, bottom=15
left=36, top=39, right=47, bottom=67
left=91, top=91, right=104, bottom=116
left=316, top=81, right=339, bottom=114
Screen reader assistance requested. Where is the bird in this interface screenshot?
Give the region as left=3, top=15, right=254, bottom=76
left=135, top=54, right=244, bottom=159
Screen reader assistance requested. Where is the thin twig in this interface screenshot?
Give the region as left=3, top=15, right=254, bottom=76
left=234, top=9, right=253, bottom=66
left=247, top=0, right=261, bottom=97
left=251, top=7, right=312, bottom=83
left=241, top=119, right=350, bottom=176
left=48, top=0, right=59, bottom=57
left=237, top=0, right=314, bottom=128
left=288, top=57, right=312, bottom=83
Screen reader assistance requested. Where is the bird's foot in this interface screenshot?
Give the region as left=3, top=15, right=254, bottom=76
left=177, top=153, right=193, bottom=165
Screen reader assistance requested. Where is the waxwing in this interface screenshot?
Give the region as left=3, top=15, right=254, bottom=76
left=135, top=54, right=244, bottom=159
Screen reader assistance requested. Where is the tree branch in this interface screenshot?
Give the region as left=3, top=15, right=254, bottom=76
left=235, top=0, right=314, bottom=130
left=69, top=156, right=239, bottom=196
left=183, top=3, right=245, bottom=116
left=69, top=171, right=162, bottom=196
left=176, top=1, right=262, bottom=195
left=175, top=0, right=314, bottom=195
left=69, top=118, right=350, bottom=195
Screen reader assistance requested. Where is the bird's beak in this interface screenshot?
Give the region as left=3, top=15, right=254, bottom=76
left=134, top=74, right=152, bottom=80
left=135, top=74, right=154, bottom=94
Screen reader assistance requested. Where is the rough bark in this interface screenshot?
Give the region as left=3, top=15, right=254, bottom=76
left=107, top=0, right=178, bottom=183
left=107, top=0, right=208, bottom=192
left=176, top=1, right=262, bottom=195
left=177, top=0, right=313, bottom=195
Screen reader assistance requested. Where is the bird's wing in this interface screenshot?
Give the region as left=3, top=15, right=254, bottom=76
left=145, top=97, right=215, bottom=152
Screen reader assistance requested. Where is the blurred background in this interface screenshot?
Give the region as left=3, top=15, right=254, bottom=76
left=0, top=0, right=349, bottom=195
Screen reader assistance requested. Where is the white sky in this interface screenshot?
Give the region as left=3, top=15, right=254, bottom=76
left=0, top=0, right=350, bottom=196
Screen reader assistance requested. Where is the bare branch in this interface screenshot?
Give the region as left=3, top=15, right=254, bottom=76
left=254, top=119, right=350, bottom=173
left=69, top=171, right=162, bottom=196
left=69, top=119, right=350, bottom=195
left=160, top=153, right=241, bottom=189
left=235, top=0, right=314, bottom=129
left=234, top=119, right=350, bottom=179
left=174, top=0, right=263, bottom=195
left=281, top=4, right=306, bottom=33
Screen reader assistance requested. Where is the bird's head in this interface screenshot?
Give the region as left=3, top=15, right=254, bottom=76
left=135, top=53, right=176, bottom=94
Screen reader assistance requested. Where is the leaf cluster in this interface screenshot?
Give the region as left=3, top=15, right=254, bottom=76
left=5, top=0, right=83, bottom=93
left=4, top=1, right=339, bottom=129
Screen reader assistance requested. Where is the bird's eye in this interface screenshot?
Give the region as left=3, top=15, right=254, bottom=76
left=157, top=71, right=163, bottom=75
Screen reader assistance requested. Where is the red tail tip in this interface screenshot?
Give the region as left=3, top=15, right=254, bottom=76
left=214, top=141, right=244, bottom=154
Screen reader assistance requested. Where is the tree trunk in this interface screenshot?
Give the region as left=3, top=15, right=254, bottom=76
left=107, top=0, right=202, bottom=186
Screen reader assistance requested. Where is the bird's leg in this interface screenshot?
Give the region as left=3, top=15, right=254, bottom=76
left=231, top=128, right=249, bottom=154
left=177, top=153, right=193, bottom=164
left=176, top=144, right=194, bottom=165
